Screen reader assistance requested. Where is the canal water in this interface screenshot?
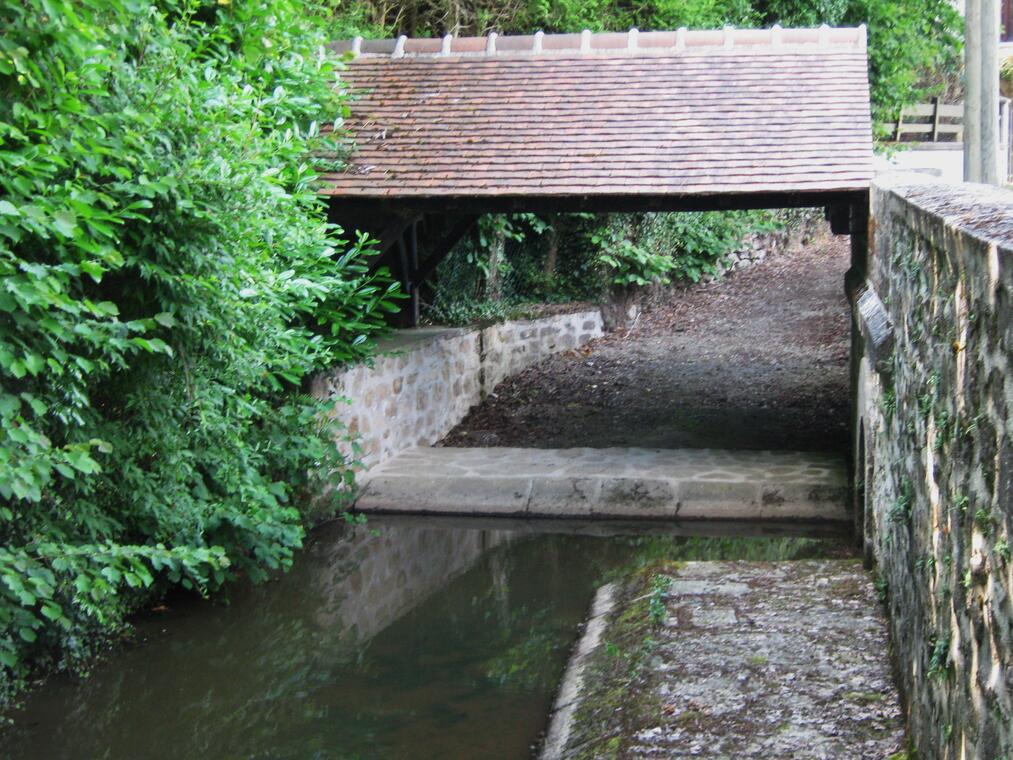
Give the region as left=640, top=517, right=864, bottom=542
left=1, top=517, right=849, bottom=759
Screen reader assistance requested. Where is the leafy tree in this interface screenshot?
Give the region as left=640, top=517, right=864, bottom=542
left=0, top=0, right=398, bottom=698
left=756, top=0, right=963, bottom=122
left=845, top=0, right=962, bottom=124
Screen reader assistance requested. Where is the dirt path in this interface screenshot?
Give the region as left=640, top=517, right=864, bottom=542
left=441, top=235, right=851, bottom=452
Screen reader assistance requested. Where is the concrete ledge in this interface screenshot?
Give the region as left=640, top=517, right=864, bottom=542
left=356, top=447, right=850, bottom=522
left=540, top=582, right=618, bottom=760
left=358, top=514, right=852, bottom=538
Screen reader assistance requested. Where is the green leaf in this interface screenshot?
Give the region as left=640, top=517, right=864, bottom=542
left=23, top=353, right=44, bottom=376
left=52, top=210, right=78, bottom=237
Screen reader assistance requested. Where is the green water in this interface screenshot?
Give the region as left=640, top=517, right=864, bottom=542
left=1, top=518, right=849, bottom=759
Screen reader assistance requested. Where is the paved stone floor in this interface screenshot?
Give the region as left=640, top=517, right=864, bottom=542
left=544, top=560, right=905, bottom=759
left=356, top=447, right=849, bottom=522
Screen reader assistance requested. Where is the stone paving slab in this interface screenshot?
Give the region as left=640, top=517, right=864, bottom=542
left=542, top=560, right=904, bottom=759
left=355, top=447, right=849, bottom=522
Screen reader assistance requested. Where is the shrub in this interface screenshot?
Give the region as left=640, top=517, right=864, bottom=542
left=592, top=216, right=678, bottom=288
left=641, top=211, right=778, bottom=283
left=0, top=0, right=398, bottom=698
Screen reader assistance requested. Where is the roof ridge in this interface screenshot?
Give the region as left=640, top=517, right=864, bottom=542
left=330, top=25, right=867, bottom=59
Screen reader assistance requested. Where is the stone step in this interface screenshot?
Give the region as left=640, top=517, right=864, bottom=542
left=355, top=447, right=850, bottom=522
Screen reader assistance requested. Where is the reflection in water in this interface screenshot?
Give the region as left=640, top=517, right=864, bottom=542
left=1, top=517, right=847, bottom=760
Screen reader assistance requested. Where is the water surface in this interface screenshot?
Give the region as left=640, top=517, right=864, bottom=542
left=2, top=517, right=848, bottom=759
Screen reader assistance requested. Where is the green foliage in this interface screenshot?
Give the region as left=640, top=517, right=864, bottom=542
left=592, top=218, right=678, bottom=288
left=996, top=538, right=1012, bottom=563
left=847, top=0, right=962, bottom=126
left=927, top=631, right=951, bottom=679
left=646, top=211, right=777, bottom=283
left=483, top=607, right=564, bottom=690
left=0, top=0, right=398, bottom=695
left=426, top=212, right=579, bottom=323
left=647, top=574, right=671, bottom=625
left=525, top=0, right=758, bottom=33
left=0, top=542, right=228, bottom=674
left=874, top=573, right=889, bottom=603
left=974, top=507, right=993, bottom=536
left=426, top=298, right=534, bottom=327
left=758, top=0, right=850, bottom=26
left=334, top=0, right=757, bottom=36
left=591, top=210, right=777, bottom=288
left=887, top=479, right=914, bottom=524
left=427, top=208, right=775, bottom=323
left=880, top=384, right=897, bottom=420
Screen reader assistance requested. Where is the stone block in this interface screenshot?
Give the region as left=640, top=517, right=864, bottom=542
left=358, top=475, right=532, bottom=515
left=677, top=481, right=762, bottom=519
left=598, top=477, right=679, bottom=517
left=527, top=477, right=604, bottom=516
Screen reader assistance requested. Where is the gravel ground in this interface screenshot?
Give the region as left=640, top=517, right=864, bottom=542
left=441, top=233, right=852, bottom=452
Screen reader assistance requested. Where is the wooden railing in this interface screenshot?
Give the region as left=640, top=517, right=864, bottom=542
left=889, top=98, right=964, bottom=142
left=882, top=98, right=1013, bottom=184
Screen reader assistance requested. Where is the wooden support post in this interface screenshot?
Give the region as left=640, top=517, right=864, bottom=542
left=415, top=216, right=479, bottom=284
left=931, top=96, right=941, bottom=142
left=366, top=215, right=421, bottom=277
left=407, top=220, right=420, bottom=327
left=828, top=204, right=851, bottom=235
left=395, top=222, right=421, bottom=328
left=847, top=195, right=870, bottom=286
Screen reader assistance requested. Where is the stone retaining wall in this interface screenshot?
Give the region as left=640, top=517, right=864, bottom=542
left=312, top=309, right=603, bottom=471
left=707, top=212, right=829, bottom=281
left=856, top=178, right=1013, bottom=759
left=481, top=312, right=603, bottom=393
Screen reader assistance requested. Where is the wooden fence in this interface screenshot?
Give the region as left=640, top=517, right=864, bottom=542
left=889, top=98, right=964, bottom=142
left=884, top=97, right=1013, bottom=184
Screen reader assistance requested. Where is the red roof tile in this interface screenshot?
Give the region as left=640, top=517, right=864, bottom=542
left=320, top=27, right=873, bottom=201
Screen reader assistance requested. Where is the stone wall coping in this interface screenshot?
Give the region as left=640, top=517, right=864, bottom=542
left=489, top=308, right=602, bottom=328
left=873, top=174, right=1013, bottom=253
left=373, top=326, right=472, bottom=356
left=372, top=308, right=604, bottom=357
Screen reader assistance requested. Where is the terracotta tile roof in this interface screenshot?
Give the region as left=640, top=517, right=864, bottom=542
left=319, top=27, right=873, bottom=201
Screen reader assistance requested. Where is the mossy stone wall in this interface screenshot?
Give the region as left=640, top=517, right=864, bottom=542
left=858, top=179, right=1013, bottom=758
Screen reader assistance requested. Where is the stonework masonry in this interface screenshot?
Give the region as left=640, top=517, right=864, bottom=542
left=311, top=310, right=603, bottom=471
left=708, top=213, right=830, bottom=282
left=856, top=178, right=1013, bottom=759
